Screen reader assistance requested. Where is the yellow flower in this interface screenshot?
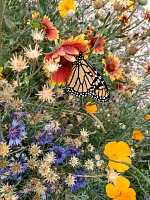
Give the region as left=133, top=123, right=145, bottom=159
left=132, top=130, right=145, bottom=141
left=144, top=114, right=150, bottom=121
left=58, top=0, right=76, bottom=18
left=106, top=176, right=136, bottom=200
left=85, top=101, right=97, bottom=113
left=32, top=12, right=40, bottom=20
left=104, top=141, right=131, bottom=172
left=0, top=66, right=3, bottom=76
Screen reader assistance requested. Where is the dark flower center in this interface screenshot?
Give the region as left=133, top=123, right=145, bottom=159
left=9, top=128, right=19, bottom=137
left=106, top=63, right=115, bottom=72
left=54, top=149, right=62, bottom=157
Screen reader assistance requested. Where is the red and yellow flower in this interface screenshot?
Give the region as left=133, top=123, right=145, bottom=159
left=102, top=55, right=122, bottom=81
left=143, top=63, right=150, bottom=76
left=144, top=9, right=150, bottom=22
left=132, top=130, right=145, bottom=141
left=27, top=12, right=59, bottom=41
left=106, top=176, right=136, bottom=200
left=104, top=141, right=131, bottom=172
left=118, top=13, right=131, bottom=26
left=86, top=26, right=105, bottom=55
left=116, top=83, right=124, bottom=90
left=42, top=16, right=59, bottom=41
left=32, top=12, right=40, bottom=20
left=44, top=34, right=89, bottom=86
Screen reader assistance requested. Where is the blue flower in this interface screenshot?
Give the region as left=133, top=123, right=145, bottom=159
left=70, top=170, right=86, bottom=191
left=9, top=153, right=28, bottom=180
left=0, top=167, right=10, bottom=180
left=51, top=146, right=66, bottom=164
left=13, top=111, right=26, bottom=120
left=66, top=146, right=81, bottom=157
left=32, top=129, right=54, bottom=145
left=7, top=119, right=27, bottom=146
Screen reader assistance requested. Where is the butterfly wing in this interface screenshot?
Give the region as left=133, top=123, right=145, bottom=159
left=66, top=52, right=110, bottom=102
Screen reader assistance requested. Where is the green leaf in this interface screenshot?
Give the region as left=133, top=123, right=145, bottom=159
left=9, top=38, right=18, bottom=45
left=3, top=16, right=13, bottom=33
left=2, top=32, right=20, bottom=39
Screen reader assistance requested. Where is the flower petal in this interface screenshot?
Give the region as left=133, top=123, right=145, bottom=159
left=108, top=156, right=131, bottom=172
left=104, top=141, right=117, bottom=159
left=106, top=183, right=119, bottom=198
left=51, top=65, right=72, bottom=86
left=116, top=141, right=131, bottom=157
left=115, top=176, right=130, bottom=188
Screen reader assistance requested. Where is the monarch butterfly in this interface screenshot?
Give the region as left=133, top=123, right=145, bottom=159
left=66, top=51, right=110, bottom=102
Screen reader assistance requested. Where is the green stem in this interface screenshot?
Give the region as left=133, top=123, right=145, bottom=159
left=122, top=161, right=150, bottom=185
left=111, top=159, right=150, bottom=185
left=0, top=112, right=4, bottom=140
left=85, top=109, right=107, bottom=134
left=16, top=71, right=20, bottom=97
left=0, top=0, right=8, bottom=32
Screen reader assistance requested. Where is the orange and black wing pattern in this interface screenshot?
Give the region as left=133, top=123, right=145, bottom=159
left=67, top=52, right=110, bottom=102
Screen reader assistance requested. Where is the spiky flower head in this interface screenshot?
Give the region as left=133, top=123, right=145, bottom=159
left=31, top=28, right=45, bottom=43
left=85, top=159, right=94, bottom=170
left=65, top=174, right=76, bottom=186
left=29, top=144, right=42, bottom=157
left=106, top=167, right=120, bottom=184
left=69, top=156, right=79, bottom=168
left=37, top=85, right=54, bottom=103
left=24, top=44, right=42, bottom=61
left=8, top=53, right=29, bottom=72
left=0, top=142, right=10, bottom=157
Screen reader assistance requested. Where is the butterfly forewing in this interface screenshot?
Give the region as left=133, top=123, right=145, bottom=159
left=66, top=52, right=110, bottom=102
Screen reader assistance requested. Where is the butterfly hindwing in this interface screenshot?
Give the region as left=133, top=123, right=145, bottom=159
left=66, top=52, right=110, bottom=102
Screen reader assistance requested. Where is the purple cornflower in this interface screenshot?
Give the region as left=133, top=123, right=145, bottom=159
left=32, top=129, right=54, bottom=145
left=70, top=170, right=86, bottom=191
left=13, top=111, right=26, bottom=120
left=66, top=146, right=81, bottom=157
left=7, top=119, right=27, bottom=146
left=0, top=167, right=10, bottom=180
left=51, top=146, right=66, bottom=164
left=9, top=153, right=28, bottom=180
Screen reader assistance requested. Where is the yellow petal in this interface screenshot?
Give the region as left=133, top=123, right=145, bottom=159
left=0, top=67, right=3, bottom=76
left=106, top=183, right=119, bottom=198
left=115, top=176, right=130, bottom=188
left=116, top=141, right=131, bottom=157
left=132, top=130, right=145, bottom=141
left=104, top=141, right=117, bottom=157
left=108, top=156, right=131, bottom=172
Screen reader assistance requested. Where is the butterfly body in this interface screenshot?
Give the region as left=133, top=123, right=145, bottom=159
left=67, top=52, right=110, bottom=102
